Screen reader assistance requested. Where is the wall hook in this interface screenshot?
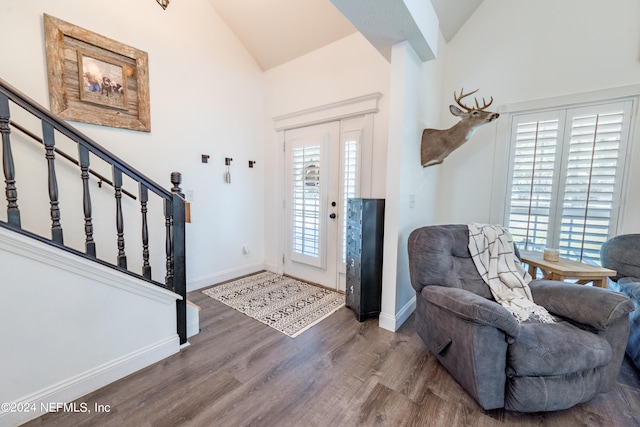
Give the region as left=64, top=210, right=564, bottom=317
left=224, top=157, right=233, bottom=183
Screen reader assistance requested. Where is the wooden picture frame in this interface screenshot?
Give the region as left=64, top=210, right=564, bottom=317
left=44, top=14, right=151, bottom=132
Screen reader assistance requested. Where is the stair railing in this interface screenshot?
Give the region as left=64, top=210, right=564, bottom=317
left=0, top=78, right=187, bottom=344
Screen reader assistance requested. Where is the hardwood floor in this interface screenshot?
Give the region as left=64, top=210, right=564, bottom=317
left=26, top=287, right=640, bottom=427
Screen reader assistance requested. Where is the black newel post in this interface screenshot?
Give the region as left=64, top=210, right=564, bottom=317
left=170, top=172, right=187, bottom=345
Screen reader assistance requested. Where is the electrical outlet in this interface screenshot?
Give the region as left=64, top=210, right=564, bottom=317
left=186, top=190, right=194, bottom=201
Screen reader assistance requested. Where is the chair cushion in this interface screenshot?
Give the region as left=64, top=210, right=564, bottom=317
left=507, top=320, right=612, bottom=377
left=408, top=225, right=494, bottom=299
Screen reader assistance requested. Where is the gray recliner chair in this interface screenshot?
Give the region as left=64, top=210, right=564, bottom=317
left=601, top=234, right=640, bottom=371
left=408, top=224, right=634, bottom=412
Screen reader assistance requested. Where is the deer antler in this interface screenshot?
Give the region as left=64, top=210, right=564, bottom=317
left=454, top=88, right=493, bottom=111
left=474, top=96, right=493, bottom=110
left=454, top=88, right=479, bottom=112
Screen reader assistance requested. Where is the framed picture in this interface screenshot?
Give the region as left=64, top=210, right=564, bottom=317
left=44, top=14, right=151, bottom=132
left=77, top=51, right=129, bottom=111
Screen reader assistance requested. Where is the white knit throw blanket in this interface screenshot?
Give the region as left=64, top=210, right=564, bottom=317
left=468, top=223, right=554, bottom=323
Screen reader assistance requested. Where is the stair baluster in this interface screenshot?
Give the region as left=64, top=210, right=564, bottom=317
left=42, top=122, right=63, bottom=245
left=78, top=144, right=96, bottom=256
left=140, top=184, right=151, bottom=279
left=0, top=93, right=20, bottom=228
left=113, top=167, right=127, bottom=269
left=164, top=198, right=174, bottom=289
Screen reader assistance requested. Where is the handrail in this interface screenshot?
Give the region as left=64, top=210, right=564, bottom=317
left=9, top=120, right=137, bottom=200
left=0, top=77, right=186, bottom=345
left=0, top=79, right=170, bottom=199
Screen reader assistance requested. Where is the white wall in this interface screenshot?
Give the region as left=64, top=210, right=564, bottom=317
left=262, top=33, right=391, bottom=271
left=0, top=227, right=180, bottom=426
left=379, top=38, right=446, bottom=331
left=433, top=0, right=640, bottom=231
left=0, top=0, right=266, bottom=291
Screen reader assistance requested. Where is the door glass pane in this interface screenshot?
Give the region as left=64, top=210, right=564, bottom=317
left=342, top=139, right=358, bottom=263
left=291, top=145, right=321, bottom=258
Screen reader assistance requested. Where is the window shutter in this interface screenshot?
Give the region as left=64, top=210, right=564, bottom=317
left=558, top=105, right=630, bottom=264
left=291, top=144, right=321, bottom=259
left=505, top=100, right=632, bottom=266
left=507, top=117, right=560, bottom=252
left=341, top=137, right=359, bottom=263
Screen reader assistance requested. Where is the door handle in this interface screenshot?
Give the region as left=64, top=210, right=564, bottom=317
left=329, top=213, right=336, bottom=219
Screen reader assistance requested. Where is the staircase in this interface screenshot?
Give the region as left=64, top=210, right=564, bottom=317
left=0, top=77, right=189, bottom=426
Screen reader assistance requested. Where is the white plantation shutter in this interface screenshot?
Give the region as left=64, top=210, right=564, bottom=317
left=558, top=105, right=630, bottom=264
left=341, top=135, right=360, bottom=263
left=506, top=100, right=632, bottom=266
left=508, top=115, right=561, bottom=252
left=291, top=143, right=322, bottom=264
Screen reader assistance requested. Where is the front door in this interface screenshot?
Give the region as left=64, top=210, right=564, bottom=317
left=284, top=122, right=340, bottom=289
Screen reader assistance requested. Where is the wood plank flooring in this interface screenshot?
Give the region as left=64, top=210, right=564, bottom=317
left=25, top=286, right=640, bottom=427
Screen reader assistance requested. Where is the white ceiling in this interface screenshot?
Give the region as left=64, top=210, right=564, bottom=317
left=207, top=0, right=483, bottom=70
left=431, top=0, right=483, bottom=42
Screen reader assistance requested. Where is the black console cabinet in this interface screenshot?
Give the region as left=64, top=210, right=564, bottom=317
left=345, top=198, right=385, bottom=321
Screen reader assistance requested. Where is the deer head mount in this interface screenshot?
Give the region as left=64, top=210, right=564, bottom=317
left=421, top=89, right=499, bottom=168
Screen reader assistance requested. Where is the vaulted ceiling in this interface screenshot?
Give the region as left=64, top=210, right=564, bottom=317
left=207, top=0, right=483, bottom=70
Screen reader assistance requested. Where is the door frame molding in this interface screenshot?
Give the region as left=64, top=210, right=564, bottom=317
left=273, top=92, right=381, bottom=131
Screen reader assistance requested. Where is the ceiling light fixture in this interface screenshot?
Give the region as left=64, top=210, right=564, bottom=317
left=156, top=0, right=169, bottom=10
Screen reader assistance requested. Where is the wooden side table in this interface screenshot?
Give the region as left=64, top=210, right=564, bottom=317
left=519, top=251, right=616, bottom=288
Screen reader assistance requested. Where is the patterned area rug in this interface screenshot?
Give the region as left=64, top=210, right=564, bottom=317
left=202, top=271, right=345, bottom=338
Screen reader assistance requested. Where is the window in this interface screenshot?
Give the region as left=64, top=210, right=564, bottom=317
left=505, top=100, right=633, bottom=265
left=291, top=144, right=321, bottom=259
left=341, top=136, right=359, bottom=263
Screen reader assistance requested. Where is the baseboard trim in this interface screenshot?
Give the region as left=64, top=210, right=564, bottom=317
left=187, top=263, right=265, bottom=291
left=1, top=335, right=179, bottom=426
left=378, top=295, right=416, bottom=332
left=396, top=295, right=416, bottom=329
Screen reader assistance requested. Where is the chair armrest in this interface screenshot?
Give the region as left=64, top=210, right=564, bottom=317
left=423, top=286, right=520, bottom=340
left=529, top=280, right=634, bottom=331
